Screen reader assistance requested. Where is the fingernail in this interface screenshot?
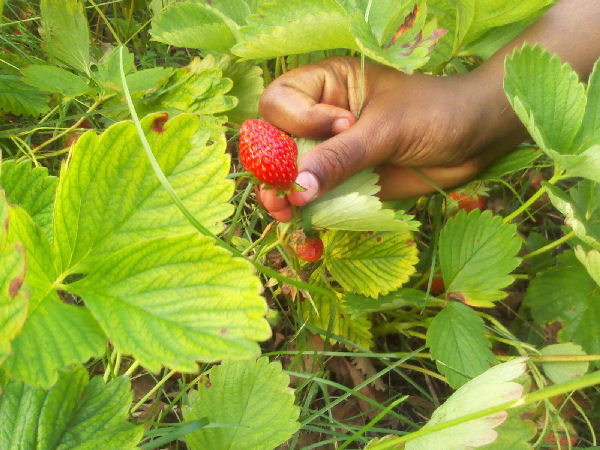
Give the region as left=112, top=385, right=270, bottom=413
left=292, top=171, right=319, bottom=204
left=332, top=118, right=351, bottom=134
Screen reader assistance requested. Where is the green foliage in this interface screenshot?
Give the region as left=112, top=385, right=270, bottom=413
left=53, top=114, right=233, bottom=272
left=479, top=412, right=536, bottom=450
left=575, top=58, right=600, bottom=150
left=0, top=194, right=27, bottom=366
left=189, top=55, right=264, bottom=124
left=0, top=75, right=50, bottom=117
left=545, top=180, right=600, bottom=250
left=342, top=289, right=426, bottom=318
left=4, top=206, right=106, bottom=387
left=303, top=166, right=420, bottom=232
left=0, top=366, right=143, bottom=449
left=524, top=252, right=600, bottom=355
left=1, top=114, right=270, bottom=386
left=40, top=0, right=90, bottom=75
left=183, top=357, right=300, bottom=450
left=404, top=358, right=527, bottom=449
left=541, top=343, right=589, bottom=384
left=439, top=210, right=521, bottom=307
left=21, top=65, right=91, bottom=98
left=505, top=45, right=600, bottom=183
left=426, top=302, right=496, bottom=388
left=0, top=160, right=57, bottom=240
left=303, top=293, right=373, bottom=349
left=574, top=245, right=600, bottom=287
left=477, top=148, right=540, bottom=181
left=150, top=2, right=236, bottom=53
left=71, top=233, right=270, bottom=372
left=324, top=229, right=418, bottom=298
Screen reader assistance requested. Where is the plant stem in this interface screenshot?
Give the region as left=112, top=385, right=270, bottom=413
left=368, top=369, right=600, bottom=449
left=522, top=230, right=576, bottom=260
left=503, top=173, right=561, bottom=223
left=124, top=360, right=140, bottom=377
left=226, top=182, right=253, bottom=244
left=130, top=369, right=177, bottom=414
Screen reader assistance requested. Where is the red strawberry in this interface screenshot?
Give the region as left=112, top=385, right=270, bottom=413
left=449, top=192, right=485, bottom=212
left=296, top=236, right=324, bottom=262
left=239, top=119, right=298, bottom=190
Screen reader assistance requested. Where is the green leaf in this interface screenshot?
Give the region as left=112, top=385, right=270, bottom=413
left=350, top=4, right=443, bottom=73
left=233, top=0, right=356, bottom=59
left=0, top=159, right=58, bottom=241
left=504, top=45, right=586, bottom=155
left=342, top=288, right=426, bottom=318
left=189, top=55, right=263, bottom=124
left=303, top=166, right=420, bottom=232
left=547, top=145, right=600, bottom=183
left=183, top=357, right=300, bottom=450
left=70, top=233, right=270, bottom=372
left=303, top=292, right=373, bottom=349
left=575, top=59, right=600, bottom=150
left=197, top=0, right=251, bottom=26
left=426, top=302, right=496, bottom=388
left=524, top=251, right=600, bottom=354
left=324, top=229, right=418, bottom=298
left=0, top=366, right=143, bottom=449
left=0, top=75, right=50, bottom=117
left=479, top=412, right=536, bottom=450
left=0, top=194, right=27, bottom=366
left=541, top=343, right=589, bottom=385
left=439, top=210, right=521, bottom=307
left=136, top=68, right=237, bottom=118
left=53, top=113, right=234, bottom=273
left=405, top=358, right=527, bottom=450
left=40, top=0, right=90, bottom=74
left=545, top=180, right=600, bottom=250
left=477, top=147, right=540, bottom=181
left=3, top=207, right=106, bottom=387
left=574, top=245, right=600, bottom=287
left=150, top=2, right=236, bottom=53
left=21, top=65, right=91, bottom=98
left=94, top=46, right=135, bottom=92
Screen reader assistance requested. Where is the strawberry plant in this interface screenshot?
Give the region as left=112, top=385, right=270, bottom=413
left=1, top=0, right=600, bottom=448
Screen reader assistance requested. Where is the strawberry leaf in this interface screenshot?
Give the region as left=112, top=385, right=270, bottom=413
left=0, top=194, right=27, bottom=366
left=439, top=210, right=521, bottom=307
left=54, top=113, right=234, bottom=273
left=541, top=343, right=589, bottom=385
left=301, top=163, right=419, bottom=232
left=574, top=58, right=600, bottom=150
left=0, top=159, right=57, bottom=241
left=21, top=65, right=92, bottom=98
left=404, top=358, right=527, bottom=450
left=0, top=75, right=50, bottom=117
left=505, top=44, right=586, bottom=154
left=523, top=251, right=600, bottom=355
left=0, top=366, right=143, bottom=448
left=150, top=1, right=236, bottom=53
left=69, top=234, right=270, bottom=372
left=233, top=0, right=356, bottom=60
left=426, top=302, right=496, bottom=388
left=189, top=55, right=263, bottom=124
left=545, top=180, right=600, bottom=251
left=3, top=207, right=105, bottom=387
left=574, top=245, right=600, bottom=287
left=40, top=0, right=90, bottom=75
left=324, top=229, right=418, bottom=298
left=183, top=357, right=299, bottom=450
left=303, top=292, right=373, bottom=349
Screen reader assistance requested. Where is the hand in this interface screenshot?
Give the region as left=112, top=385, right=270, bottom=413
left=256, top=56, right=524, bottom=222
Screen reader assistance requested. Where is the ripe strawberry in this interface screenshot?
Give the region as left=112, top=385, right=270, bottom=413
left=239, top=119, right=298, bottom=190
left=296, top=236, right=324, bottom=262
left=449, top=192, right=485, bottom=212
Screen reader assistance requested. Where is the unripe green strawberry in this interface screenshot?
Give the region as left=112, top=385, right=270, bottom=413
left=239, top=119, right=298, bottom=190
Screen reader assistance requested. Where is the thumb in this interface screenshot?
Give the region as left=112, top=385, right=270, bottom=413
left=288, top=121, right=381, bottom=206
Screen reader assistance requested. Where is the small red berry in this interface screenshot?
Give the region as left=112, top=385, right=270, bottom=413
left=296, top=236, right=324, bottom=262
left=449, top=192, right=485, bottom=212
left=239, top=119, right=298, bottom=190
